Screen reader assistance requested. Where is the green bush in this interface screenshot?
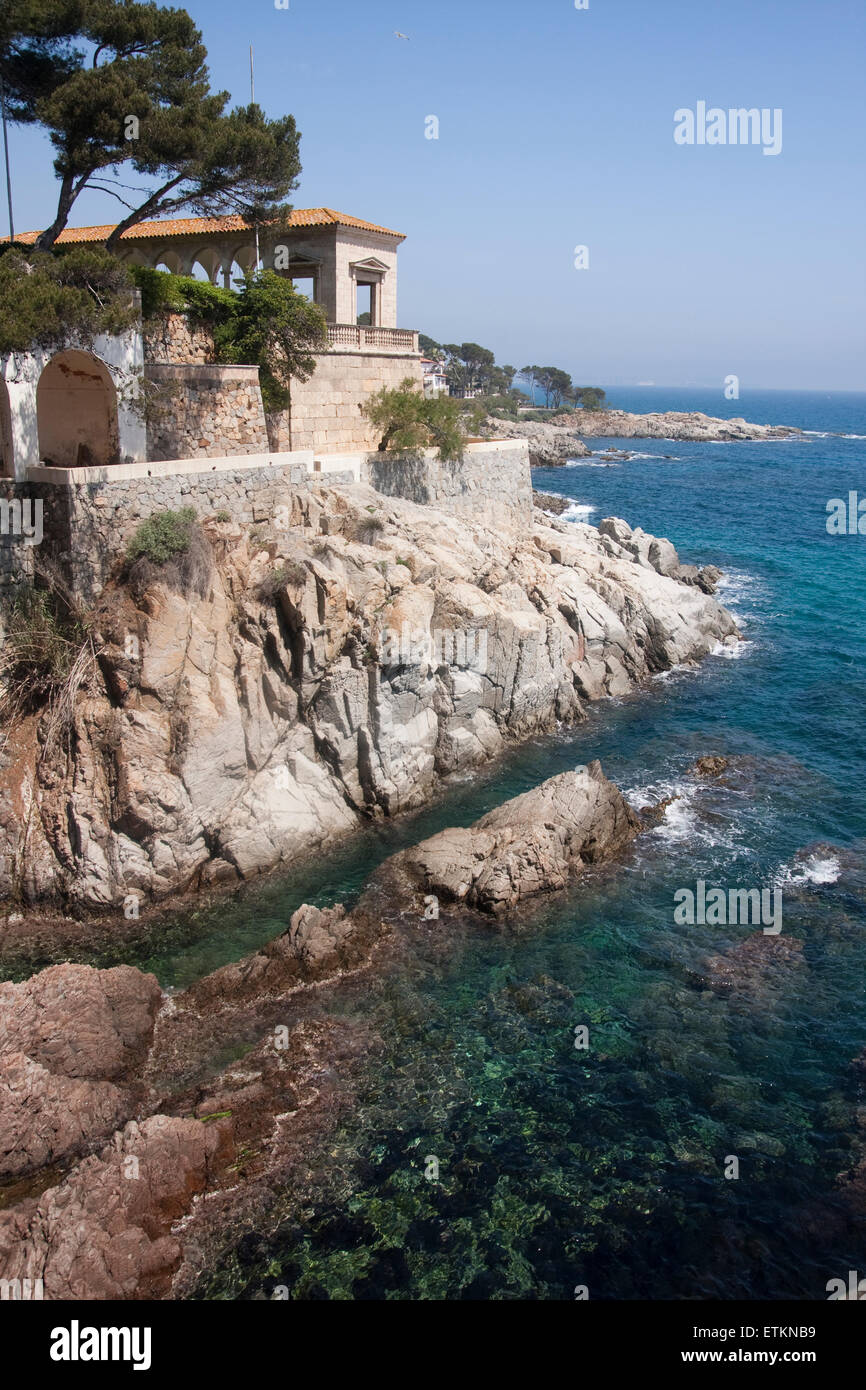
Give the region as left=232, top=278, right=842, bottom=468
left=127, top=508, right=198, bottom=565
left=131, top=266, right=328, bottom=415
left=130, top=266, right=235, bottom=325
left=363, top=379, right=467, bottom=462
left=124, top=507, right=212, bottom=598
left=0, top=246, right=138, bottom=355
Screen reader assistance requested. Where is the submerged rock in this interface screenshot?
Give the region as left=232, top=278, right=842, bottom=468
left=696, top=934, right=805, bottom=995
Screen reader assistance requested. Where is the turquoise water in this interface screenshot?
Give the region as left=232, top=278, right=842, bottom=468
left=184, top=388, right=866, bottom=1300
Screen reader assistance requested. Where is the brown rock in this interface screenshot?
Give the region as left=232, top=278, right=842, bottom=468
left=0, top=1051, right=128, bottom=1179
left=692, top=755, right=730, bottom=778
left=0, top=963, right=162, bottom=1179
left=697, top=933, right=805, bottom=995
left=0, top=963, right=162, bottom=1079
left=0, top=1114, right=233, bottom=1300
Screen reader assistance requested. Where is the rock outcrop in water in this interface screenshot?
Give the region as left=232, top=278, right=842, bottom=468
left=0, top=483, right=738, bottom=917
left=0, top=1113, right=232, bottom=1300
left=0, top=964, right=161, bottom=1177
left=490, top=409, right=801, bottom=463
left=0, top=762, right=647, bottom=1298
left=377, top=762, right=639, bottom=914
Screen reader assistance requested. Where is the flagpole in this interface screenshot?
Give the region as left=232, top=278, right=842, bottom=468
left=250, top=44, right=261, bottom=272
left=0, top=69, right=14, bottom=243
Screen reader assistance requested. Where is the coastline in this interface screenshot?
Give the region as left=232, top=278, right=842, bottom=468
left=0, top=481, right=738, bottom=924
left=488, top=407, right=803, bottom=467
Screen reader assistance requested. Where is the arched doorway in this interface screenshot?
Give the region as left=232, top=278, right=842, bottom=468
left=37, top=351, right=119, bottom=469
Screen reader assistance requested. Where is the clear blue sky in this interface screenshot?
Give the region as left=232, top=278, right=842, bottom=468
left=7, top=0, right=865, bottom=389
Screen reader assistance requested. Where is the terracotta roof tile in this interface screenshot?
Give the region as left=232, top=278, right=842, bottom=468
left=5, top=209, right=405, bottom=246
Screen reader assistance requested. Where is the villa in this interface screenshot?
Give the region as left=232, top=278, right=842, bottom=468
left=0, top=208, right=423, bottom=480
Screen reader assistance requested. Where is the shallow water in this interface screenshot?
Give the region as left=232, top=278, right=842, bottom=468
left=174, top=388, right=866, bottom=1300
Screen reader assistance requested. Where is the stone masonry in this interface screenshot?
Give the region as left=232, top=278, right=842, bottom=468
left=26, top=454, right=312, bottom=601
left=143, top=312, right=214, bottom=367
left=269, top=350, right=424, bottom=454
left=145, top=365, right=270, bottom=462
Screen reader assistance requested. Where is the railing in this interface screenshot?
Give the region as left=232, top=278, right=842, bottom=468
left=327, top=325, right=419, bottom=354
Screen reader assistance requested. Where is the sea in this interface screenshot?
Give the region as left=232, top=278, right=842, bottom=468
left=73, top=388, right=866, bottom=1299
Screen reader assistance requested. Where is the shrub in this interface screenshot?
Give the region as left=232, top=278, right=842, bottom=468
left=130, top=266, right=235, bottom=325
left=0, top=558, right=96, bottom=756
left=256, top=560, right=307, bottom=597
left=362, top=379, right=467, bottom=461
left=125, top=508, right=212, bottom=597
left=346, top=514, right=385, bottom=546
left=1, top=588, right=84, bottom=698
left=127, top=508, right=197, bottom=565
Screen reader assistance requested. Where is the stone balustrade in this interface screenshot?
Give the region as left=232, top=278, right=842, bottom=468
left=327, top=325, right=419, bottom=355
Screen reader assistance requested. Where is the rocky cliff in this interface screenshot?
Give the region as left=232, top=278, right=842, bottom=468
left=0, top=483, right=738, bottom=916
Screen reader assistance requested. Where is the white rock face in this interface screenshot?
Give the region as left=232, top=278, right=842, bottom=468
left=0, top=484, right=738, bottom=910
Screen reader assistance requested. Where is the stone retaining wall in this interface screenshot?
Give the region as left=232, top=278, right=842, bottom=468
left=363, top=439, right=532, bottom=531
left=145, top=365, right=270, bottom=462
left=25, top=453, right=313, bottom=601
left=143, top=313, right=214, bottom=366
left=0, top=485, right=39, bottom=604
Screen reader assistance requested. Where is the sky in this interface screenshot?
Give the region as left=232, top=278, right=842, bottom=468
left=6, top=0, right=866, bottom=390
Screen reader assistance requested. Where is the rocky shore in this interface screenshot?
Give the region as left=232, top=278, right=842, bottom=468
left=0, top=484, right=738, bottom=919
left=490, top=408, right=801, bottom=466
left=0, top=764, right=649, bottom=1299
left=0, top=459, right=744, bottom=1298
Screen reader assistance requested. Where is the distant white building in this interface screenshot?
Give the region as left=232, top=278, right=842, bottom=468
left=421, top=357, right=449, bottom=398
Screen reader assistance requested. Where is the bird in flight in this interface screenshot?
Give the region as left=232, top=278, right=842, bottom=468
left=394, top=31, right=410, bottom=40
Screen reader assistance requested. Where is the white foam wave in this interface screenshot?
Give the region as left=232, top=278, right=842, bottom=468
left=565, top=458, right=619, bottom=468
left=561, top=501, right=597, bottom=520
left=774, top=852, right=842, bottom=888
left=624, top=770, right=747, bottom=855
left=712, top=637, right=755, bottom=660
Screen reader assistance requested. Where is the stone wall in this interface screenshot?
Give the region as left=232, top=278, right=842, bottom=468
left=27, top=453, right=313, bottom=601
left=145, top=365, right=270, bottom=462
left=0, top=485, right=38, bottom=610
left=269, top=351, right=424, bottom=455
left=143, top=313, right=214, bottom=366
left=364, top=439, right=533, bottom=532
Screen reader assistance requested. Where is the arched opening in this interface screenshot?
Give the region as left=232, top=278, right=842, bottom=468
left=0, top=377, right=13, bottom=478
left=37, top=351, right=119, bottom=469
left=152, top=248, right=183, bottom=276
left=188, top=248, right=223, bottom=284
left=227, top=260, right=247, bottom=292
